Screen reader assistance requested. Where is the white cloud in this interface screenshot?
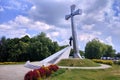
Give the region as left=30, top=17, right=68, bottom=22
left=2, top=0, right=30, bottom=11
left=33, top=21, right=54, bottom=30
left=0, top=6, right=4, bottom=12
left=78, top=30, right=102, bottom=42
left=31, top=6, right=36, bottom=10
left=0, top=15, right=58, bottom=38
left=105, top=36, right=114, bottom=47
left=0, top=28, right=28, bottom=38
left=0, top=24, right=11, bottom=29
left=79, top=33, right=96, bottom=42
left=58, top=39, right=69, bottom=46
left=46, top=31, right=60, bottom=42
left=93, top=31, right=102, bottom=35
left=0, top=14, right=67, bottom=41
left=15, top=15, right=30, bottom=24
left=81, top=24, right=94, bottom=30
left=51, top=32, right=59, bottom=37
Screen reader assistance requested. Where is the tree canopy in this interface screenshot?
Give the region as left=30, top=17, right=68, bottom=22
left=0, top=32, right=61, bottom=62
left=85, top=38, right=116, bottom=59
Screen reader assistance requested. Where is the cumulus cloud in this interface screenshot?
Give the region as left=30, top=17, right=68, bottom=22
left=1, top=0, right=30, bottom=11
left=81, top=24, right=94, bottom=30
left=78, top=31, right=101, bottom=42
left=79, top=33, right=95, bottom=42
left=28, top=0, right=120, bottom=42
left=0, top=6, right=4, bottom=12
left=105, top=36, right=114, bottom=47
left=0, top=0, right=120, bottom=52
left=0, top=15, right=59, bottom=38
left=0, top=15, right=71, bottom=41
left=28, top=0, right=79, bottom=26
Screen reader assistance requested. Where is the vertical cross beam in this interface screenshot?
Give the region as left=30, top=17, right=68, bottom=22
left=65, top=4, right=82, bottom=59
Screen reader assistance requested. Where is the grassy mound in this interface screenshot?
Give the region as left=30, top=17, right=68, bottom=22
left=57, top=59, right=100, bottom=67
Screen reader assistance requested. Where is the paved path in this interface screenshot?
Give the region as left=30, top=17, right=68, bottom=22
left=59, top=64, right=111, bottom=69
left=0, top=63, right=111, bottom=80
left=0, top=65, right=31, bottom=80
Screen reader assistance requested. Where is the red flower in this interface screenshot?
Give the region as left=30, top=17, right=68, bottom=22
left=45, top=67, right=52, bottom=77
left=38, top=67, right=46, bottom=78
left=32, top=69, right=40, bottom=79
left=48, top=64, right=59, bottom=72
left=24, top=70, right=33, bottom=80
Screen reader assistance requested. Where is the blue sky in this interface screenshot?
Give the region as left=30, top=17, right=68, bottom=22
left=0, top=0, right=120, bottom=53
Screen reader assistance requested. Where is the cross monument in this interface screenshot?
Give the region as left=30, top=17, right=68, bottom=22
left=65, top=4, right=82, bottom=59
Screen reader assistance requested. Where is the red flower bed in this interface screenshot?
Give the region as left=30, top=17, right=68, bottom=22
left=48, top=64, right=59, bottom=72
left=24, top=64, right=59, bottom=80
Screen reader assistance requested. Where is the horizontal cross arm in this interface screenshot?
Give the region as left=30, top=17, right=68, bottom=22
left=65, top=14, right=72, bottom=20
left=65, top=9, right=82, bottom=20
left=72, top=9, right=82, bottom=16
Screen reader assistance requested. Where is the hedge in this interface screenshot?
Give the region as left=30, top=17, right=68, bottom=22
left=92, top=59, right=113, bottom=65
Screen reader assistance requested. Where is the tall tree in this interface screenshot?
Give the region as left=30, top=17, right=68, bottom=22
left=0, top=36, right=9, bottom=61
left=20, top=35, right=30, bottom=42
left=79, top=50, right=85, bottom=57
left=0, top=32, right=61, bottom=62
left=115, top=52, right=120, bottom=58
left=103, top=45, right=116, bottom=57
left=85, top=39, right=107, bottom=59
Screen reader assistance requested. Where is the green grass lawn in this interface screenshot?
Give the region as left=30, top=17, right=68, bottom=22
left=50, top=65, right=120, bottom=80
left=57, top=59, right=100, bottom=67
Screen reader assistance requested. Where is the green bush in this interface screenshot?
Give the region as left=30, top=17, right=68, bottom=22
left=92, top=59, right=113, bottom=65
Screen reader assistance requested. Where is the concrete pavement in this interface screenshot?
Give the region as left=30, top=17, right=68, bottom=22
left=59, top=64, right=111, bottom=69
left=0, top=65, right=31, bottom=80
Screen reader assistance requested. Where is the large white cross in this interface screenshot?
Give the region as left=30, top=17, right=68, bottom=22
left=65, top=4, right=82, bottom=59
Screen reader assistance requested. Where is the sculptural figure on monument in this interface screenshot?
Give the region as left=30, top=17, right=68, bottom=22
left=69, top=36, right=73, bottom=46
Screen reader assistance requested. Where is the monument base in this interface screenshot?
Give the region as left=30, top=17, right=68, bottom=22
left=73, top=53, right=82, bottom=59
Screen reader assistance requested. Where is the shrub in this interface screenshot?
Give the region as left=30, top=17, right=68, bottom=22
left=0, top=62, right=17, bottom=65
left=24, top=64, right=59, bottom=80
left=92, top=59, right=113, bottom=65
